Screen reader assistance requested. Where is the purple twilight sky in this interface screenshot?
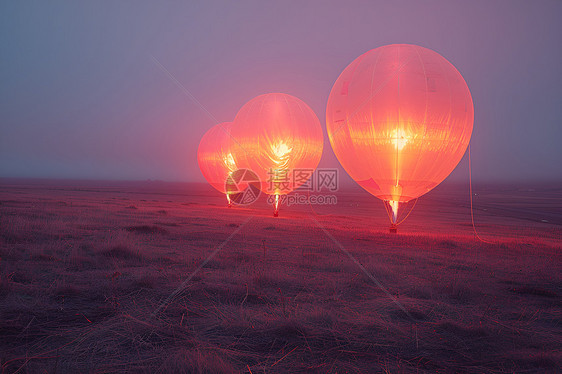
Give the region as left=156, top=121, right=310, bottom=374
left=1, top=1, right=561, bottom=184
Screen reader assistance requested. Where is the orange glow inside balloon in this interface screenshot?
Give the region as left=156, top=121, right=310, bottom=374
left=231, top=93, right=323, bottom=196
left=326, top=44, right=473, bottom=222
left=197, top=122, right=238, bottom=196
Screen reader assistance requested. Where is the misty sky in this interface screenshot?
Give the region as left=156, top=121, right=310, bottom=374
left=1, top=1, right=561, bottom=183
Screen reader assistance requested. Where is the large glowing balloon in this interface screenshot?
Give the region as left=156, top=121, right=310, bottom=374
left=326, top=44, right=473, bottom=230
left=231, top=93, right=323, bottom=216
left=197, top=122, right=239, bottom=206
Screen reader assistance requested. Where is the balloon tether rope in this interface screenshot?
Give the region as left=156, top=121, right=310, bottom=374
left=383, top=200, right=392, bottom=222
left=468, top=145, right=494, bottom=244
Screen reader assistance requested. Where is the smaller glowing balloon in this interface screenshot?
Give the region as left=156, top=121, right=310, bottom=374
left=231, top=93, right=324, bottom=216
left=197, top=122, right=240, bottom=207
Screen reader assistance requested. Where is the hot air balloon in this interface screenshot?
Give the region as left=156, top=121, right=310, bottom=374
left=231, top=93, right=324, bottom=216
left=197, top=122, right=240, bottom=207
left=326, top=44, right=473, bottom=232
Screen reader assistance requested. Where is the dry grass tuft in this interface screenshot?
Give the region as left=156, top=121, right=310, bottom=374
left=158, top=348, right=237, bottom=374
left=125, top=225, right=168, bottom=235
left=511, top=285, right=558, bottom=298
left=100, top=245, right=144, bottom=261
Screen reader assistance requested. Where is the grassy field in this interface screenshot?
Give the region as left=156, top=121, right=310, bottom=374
left=1, top=180, right=560, bottom=373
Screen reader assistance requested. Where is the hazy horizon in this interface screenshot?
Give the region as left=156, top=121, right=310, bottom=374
left=1, top=1, right=561, bottom=185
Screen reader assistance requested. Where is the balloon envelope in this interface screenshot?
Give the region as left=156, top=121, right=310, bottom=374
left=231, top=93, right=323, bottom=195
left=197, top=122, right=238, bottom=194
left=326, top=44, right=473, bottom=204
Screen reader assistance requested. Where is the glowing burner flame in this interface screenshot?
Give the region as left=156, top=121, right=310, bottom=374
left=270, top=141, right=292, bottom=169
left=223, top=152, right=236, bottom=172
left=389, top=200, right=399, bottom=224
left=273, top=194, right=280, bottom=217
left=391, top=128, right=409, bottom=151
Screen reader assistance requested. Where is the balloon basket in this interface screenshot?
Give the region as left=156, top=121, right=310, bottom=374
left=273, top=211, right=279, bottom=217
left=389, top=224, right=397, bottom=234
